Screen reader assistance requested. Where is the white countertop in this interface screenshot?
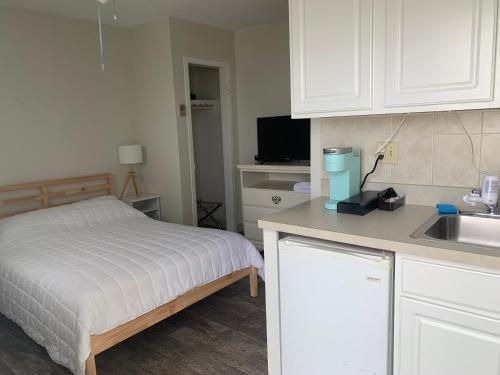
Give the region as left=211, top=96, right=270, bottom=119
left=258, top=197, right=500, bottom=270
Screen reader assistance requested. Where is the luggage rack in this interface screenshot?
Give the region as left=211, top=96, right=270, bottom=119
left=197, top=200, right=224, bottom=229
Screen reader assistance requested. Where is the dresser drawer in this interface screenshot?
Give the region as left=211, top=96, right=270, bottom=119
left=242, top=188, right=309, bottom=209
left=399, top=256, right=500, bottom=316
left=243, top=205, right=280, bottom=223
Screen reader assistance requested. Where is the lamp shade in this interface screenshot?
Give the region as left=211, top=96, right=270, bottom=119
left=118, top=145, right=143, bottom=165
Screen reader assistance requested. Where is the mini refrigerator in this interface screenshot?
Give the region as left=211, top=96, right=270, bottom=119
left=278, top=236, right=394, bottom=375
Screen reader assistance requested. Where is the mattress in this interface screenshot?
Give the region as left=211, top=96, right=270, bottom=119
left=0, top=196, right=264, bottom=374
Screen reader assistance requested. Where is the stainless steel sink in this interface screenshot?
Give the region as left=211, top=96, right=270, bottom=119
left=411, top=213, right=500, bottom=249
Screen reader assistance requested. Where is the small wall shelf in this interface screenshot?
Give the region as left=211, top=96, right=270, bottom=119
left=191, top=99, right=217, bottom=110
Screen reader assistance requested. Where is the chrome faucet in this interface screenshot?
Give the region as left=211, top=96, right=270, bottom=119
left=459, top=207, right=500, bottom=219
left=485, top=203, right=500, bottom=215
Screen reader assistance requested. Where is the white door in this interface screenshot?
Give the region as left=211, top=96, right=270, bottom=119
left=396, top=297, right=500, bottom=375
left=279, top=238, right=393, bottom=375
left=384, top=0, right=498, bottom=107
left=289, top=0, right=373, bottom=116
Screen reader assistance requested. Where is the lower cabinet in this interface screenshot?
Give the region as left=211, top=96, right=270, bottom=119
left=394, top=255, right=500, bottom=375
left=397, top=298, right=500, bottom=375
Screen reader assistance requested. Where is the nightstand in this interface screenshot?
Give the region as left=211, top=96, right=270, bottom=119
left=122, top=194, right=161, bottom=220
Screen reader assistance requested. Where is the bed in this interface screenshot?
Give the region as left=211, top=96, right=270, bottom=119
left=0, top=174, right=264, bottom=375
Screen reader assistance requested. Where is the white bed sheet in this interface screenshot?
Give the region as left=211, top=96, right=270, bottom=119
left=0, top=196, right=264, bottom=374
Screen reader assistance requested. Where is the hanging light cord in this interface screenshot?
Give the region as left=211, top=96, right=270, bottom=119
left=97, top=1, right=104, bottom=72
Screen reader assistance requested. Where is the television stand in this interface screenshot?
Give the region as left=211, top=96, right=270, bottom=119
left=236, top=164, right=311, bottom=249
left=256, top=160, right=311, bottom=166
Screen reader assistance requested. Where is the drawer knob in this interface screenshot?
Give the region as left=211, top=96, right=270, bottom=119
left=271, top=195, right=282, bottom=204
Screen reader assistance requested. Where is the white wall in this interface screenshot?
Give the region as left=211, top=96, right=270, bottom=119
left=169, top=17, right=238, bottom=225
left=235, top=24, right=291, bottom=163
left=0, top=9, right=185, bottom=224
left=132, top=18, right=184, bottom=223
left=0, top=9, right=293, bottom=226
left=233, top=24, right=291, bottom=226
left=0, top=8, right=136, bottom=186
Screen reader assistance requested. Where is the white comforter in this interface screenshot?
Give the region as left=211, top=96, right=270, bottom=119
left=0, top=196, right=264, bottom=374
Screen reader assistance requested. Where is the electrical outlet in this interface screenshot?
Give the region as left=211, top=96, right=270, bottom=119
left=384, top=142, right=399, bottom=164
left=376, top=141, right=399, bottom=165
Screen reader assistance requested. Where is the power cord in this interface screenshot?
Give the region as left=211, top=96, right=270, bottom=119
left=360, top=154, right=384, bottom=190
left=453, top=112, right=500, bottom=175
left=374, top=113, right=409, bottom=155
left=363, top=111, right=499, bottom=191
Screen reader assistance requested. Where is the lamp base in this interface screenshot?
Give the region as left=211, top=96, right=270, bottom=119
left=120, top=167, right=141, bottom=199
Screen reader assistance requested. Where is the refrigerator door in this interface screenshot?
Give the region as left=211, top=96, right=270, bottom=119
left=279, top=236, right=393, bottom=375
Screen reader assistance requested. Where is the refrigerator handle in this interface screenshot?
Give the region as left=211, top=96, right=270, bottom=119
left=280, top=238, right=391, bottom=263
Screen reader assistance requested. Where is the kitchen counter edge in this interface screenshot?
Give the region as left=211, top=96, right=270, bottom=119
left=258, top=198, right=500, bottom=271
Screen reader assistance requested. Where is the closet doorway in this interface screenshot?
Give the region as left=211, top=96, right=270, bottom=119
left=183, top=58, right=236, bottom=232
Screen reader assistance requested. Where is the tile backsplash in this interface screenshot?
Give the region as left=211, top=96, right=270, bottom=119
left=320, top=110, right=500, bottom=207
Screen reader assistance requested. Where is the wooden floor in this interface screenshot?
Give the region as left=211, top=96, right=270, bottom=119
left=0, top=279, right=267, bottom=375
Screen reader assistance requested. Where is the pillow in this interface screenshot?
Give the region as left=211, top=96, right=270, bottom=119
left=0, top=196, right=145, bottom=243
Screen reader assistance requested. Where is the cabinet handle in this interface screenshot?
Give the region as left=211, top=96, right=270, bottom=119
left=271, top=195, right=282, bottom=205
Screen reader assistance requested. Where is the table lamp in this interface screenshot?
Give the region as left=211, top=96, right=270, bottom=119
left=118, top=144, right=143, bottom=198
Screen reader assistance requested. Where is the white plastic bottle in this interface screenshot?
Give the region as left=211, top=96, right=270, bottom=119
left=482, top=175, right=500, bottom=206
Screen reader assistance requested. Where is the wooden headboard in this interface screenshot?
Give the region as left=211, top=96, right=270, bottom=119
left=0, top=173, right=113, bottom=218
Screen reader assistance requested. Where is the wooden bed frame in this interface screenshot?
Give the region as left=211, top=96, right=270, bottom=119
left=0, top=173, right=114, bottom=217
left=0, top=174, right=259, bottom=375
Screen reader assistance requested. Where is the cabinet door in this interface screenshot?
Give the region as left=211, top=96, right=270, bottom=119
left=385, top=0, right=498, bottom=107
left=396, top=297, right=500, bottom=375
left=289, top=0, right=373, bottom=116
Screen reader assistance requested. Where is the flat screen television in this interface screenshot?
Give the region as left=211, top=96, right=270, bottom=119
left=255, top=116, right=310, bottom=163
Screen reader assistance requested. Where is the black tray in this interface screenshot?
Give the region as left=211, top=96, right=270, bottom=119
left=377, top=188, right=405, bottom=211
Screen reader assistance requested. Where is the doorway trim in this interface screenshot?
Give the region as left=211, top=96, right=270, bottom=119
left=182, top=57, right=236, bottom=232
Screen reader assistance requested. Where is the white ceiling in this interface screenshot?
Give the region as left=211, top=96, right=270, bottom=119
left=0, top=0, right=289, bottom=30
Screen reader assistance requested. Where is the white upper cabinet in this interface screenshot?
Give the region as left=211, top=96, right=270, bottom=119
left=289, top=0, right=500, bottom=118
left=385, top=0, right=497, bottom=107
left=289, top=0, right=373, bottom=116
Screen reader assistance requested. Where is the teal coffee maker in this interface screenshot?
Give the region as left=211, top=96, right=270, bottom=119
left=323, top=147, right=361, bottom=210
